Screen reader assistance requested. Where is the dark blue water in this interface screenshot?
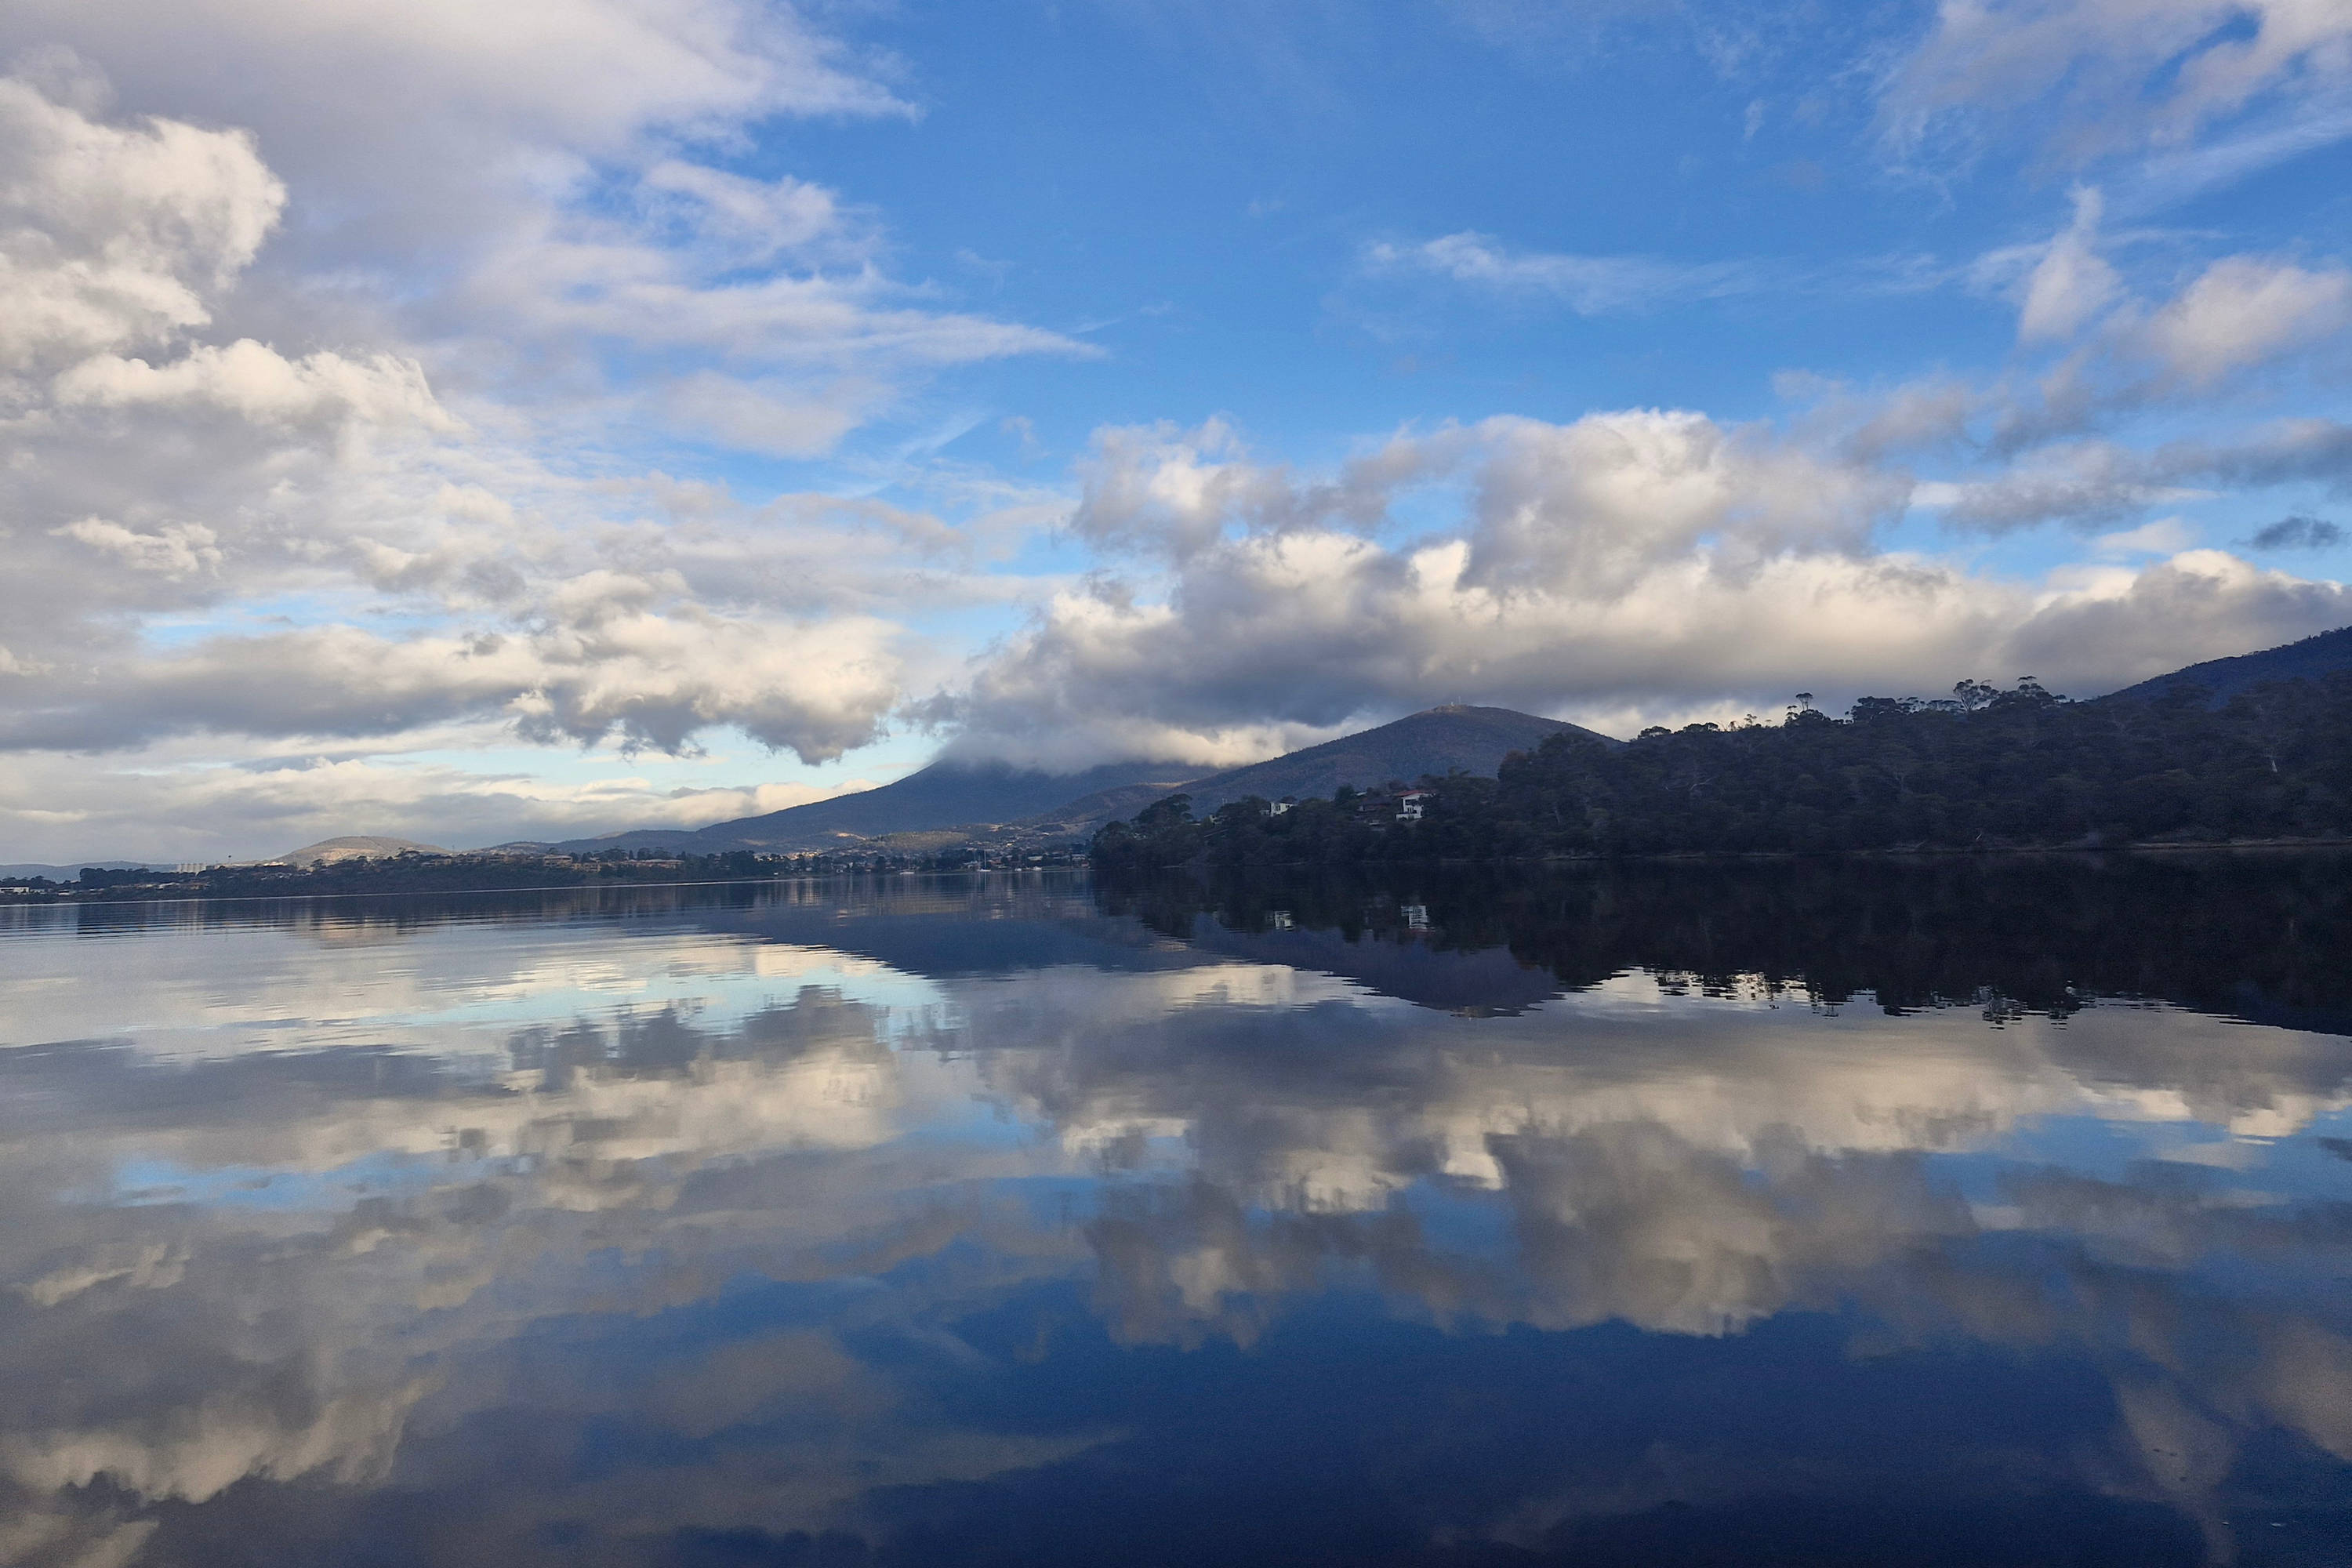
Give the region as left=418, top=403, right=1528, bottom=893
left=2, top=858, right=2349, bottom=1565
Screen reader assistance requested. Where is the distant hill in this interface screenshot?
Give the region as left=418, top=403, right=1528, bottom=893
left=279, top=835, right=450, bottom=866
left=0, top=861, right=152, bottom=880
left=1168, top=706, right=1619, bottom=815
left=553, top=758, right=1201, bottom=855
left=2101, top=625, right=2352, bottom=706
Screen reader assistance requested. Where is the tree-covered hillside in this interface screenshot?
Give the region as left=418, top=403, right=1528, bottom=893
left=1091, top=673, right=2352, bottom=867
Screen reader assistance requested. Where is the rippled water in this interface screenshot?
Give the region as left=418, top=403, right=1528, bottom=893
left=2, top=858, right=2350, bottom=1566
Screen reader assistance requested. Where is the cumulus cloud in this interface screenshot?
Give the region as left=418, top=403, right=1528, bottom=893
left=0, top=2, right=903, bottom=243
left=52, top=337, right=455, bottom=430
left=949, top=413, right=2351, bottom=766
left=0, top=595, right=903, bottom=760
left=0, top=11, right=1089, bottom=840
left=0, top=64, right=1058, bottom=828
left=0, top=72, right=283, bottom=369
left=49, top=517, right=222, bottom=579
left=0, top=5, right=1081, bottom=449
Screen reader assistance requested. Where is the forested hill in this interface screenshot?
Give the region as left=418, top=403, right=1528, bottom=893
left=1091, top=672, right=2352, bottom=867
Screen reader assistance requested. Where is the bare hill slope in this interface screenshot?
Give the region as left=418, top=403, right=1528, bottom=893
left=279, top=836, right=449, bottom=866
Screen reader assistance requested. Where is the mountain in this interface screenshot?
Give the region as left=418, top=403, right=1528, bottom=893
left=2101, top=625, right=2352, bottom=706
left=552, top=758, right=1202, bottom=855
left=1167, top=705, right=1619, bottom=816
left=546, top=706, right=1611, bottom=856
left=278, top=836, right=450, bottom=866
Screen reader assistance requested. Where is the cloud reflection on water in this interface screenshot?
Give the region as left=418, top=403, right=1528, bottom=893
left=0, top=867, right=2347, bottom=1564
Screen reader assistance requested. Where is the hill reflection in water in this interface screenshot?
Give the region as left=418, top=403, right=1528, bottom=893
left=1, top=856, right=2348, bottom=1566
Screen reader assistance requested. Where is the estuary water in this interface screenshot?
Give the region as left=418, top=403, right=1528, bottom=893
left=2, top=856, right=2350, bottom=1566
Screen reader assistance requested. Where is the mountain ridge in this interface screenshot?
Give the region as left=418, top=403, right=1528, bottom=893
left=2100, top=625, right=2352, bottom=706
left=548, top=757, right=1200, bottom=855
left=547, top=705, right=1613, bottom=855
left=1160, top=706, right=1619, bottom=816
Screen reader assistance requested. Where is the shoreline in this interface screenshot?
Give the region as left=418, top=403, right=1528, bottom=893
left=1107, top=834, right=2352, bottom=875
left=0, top=864, right=1090, bottom=910
left=11, top=836, right=2352, bottom=909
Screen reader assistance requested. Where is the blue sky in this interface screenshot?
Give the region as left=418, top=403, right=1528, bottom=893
left=2, top=0, right=2350, bottom=860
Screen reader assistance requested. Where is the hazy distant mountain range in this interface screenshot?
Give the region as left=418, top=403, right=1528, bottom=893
left=0, top=861, right=150, bottom=880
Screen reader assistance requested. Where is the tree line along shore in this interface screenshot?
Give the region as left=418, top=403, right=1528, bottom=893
left=1090, top=673, right=2352, bottom=870
left=0, top=844, right=1088, bottom=902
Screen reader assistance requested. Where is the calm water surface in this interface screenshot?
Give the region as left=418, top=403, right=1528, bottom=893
left=3, top=858, right=2350, bottom=1566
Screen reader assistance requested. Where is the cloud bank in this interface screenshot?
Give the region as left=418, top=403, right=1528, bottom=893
left=946, top=410, right=2351, bottom=767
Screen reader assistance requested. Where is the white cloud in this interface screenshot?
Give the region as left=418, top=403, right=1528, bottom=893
left=949, top=414, right=2351, bottom=766
left=50, top=517, right=222, bottom=578
left=656, top=370, right=873, bottom=459
left=0, top=74, right=283, bottom=369
left=0, top=5, right=1078, bottom=459
left=0, top=595, right=906, bottom=762
left=2093, top=516, right=2196, bottom=557
left=0, top=736, right=886, bottom=862
left=474, top=227, right=1087, bottom=370
left=53, top=338, right=455, bottom=430
left=1880, top=0, right=2352, bottom=176
left=0, top=68, right=1061, bottom=822
left=637, top=159, right=851, bottom=266
left=2016, top=187, right=2121, bottom=343
left=1886, top=218, right=2352, bottom=459
left=1364, top=232, right=1766, bottom=314
left=0, top=1, right=903, bottom=220
left=2137, top=255, right=2352, bottom=385
left=1919, top=439, right=2189, bottom=530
